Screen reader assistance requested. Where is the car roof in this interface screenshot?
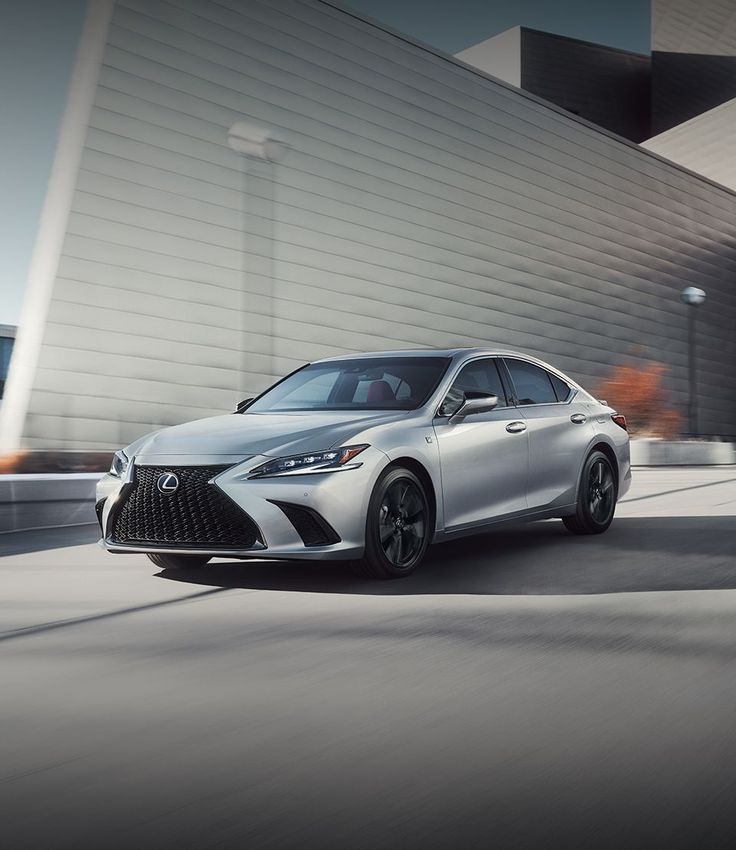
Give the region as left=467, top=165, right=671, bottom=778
left=315, top=348, right=529, bottom=362
left=312, top=348, right=584, bottom=390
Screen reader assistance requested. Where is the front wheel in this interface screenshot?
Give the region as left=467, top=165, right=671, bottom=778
left=147, top=553, right=211, bottom=570
left=563, top=450, right=617, bottom=535
left=353, top=467, right=431, bottom=579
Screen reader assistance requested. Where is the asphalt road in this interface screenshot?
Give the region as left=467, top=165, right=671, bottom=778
left=2, top=467, right=736, bottom=849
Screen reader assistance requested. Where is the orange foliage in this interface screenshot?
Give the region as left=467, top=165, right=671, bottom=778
left=0, top=450, right=111, bottom=474
left=595, top=363, right=682, bottom=439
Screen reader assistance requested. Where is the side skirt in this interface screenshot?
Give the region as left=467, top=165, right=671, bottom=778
left=433, top=504, right=578, bottom=544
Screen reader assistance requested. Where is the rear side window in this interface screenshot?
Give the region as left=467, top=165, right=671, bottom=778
left=549, top=373, right=572, bottom=402
left=504, top=359, right=557, bottom=405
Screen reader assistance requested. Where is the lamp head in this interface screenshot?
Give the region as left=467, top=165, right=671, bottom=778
left=680, top=286, right=706, bottom=306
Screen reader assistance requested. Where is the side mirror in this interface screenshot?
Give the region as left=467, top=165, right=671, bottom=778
left=450, top=392, right=498, bottom=423
left=235, top=397, right=254, bottom=414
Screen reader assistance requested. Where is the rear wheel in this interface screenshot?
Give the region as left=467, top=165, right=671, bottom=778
left=147, top=553, right=211, bottom=570
left=563, top=450, right=617, bottom=535
left=353, top=467, right=431, bottom=579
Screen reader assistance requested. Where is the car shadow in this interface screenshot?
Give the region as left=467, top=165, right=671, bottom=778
left=156, top=516, right=736, bottom=595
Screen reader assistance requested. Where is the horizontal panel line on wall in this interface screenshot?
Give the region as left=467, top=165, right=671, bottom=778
left=73, top=156, right=736, bottom=313
left=109, top=12, right=694, bottom=215
left=65, top=193, right=736, bottom=336
left=75, top=144, right=736, bottom=291
left=280, top=0, right=736, bottom=206
left=138, top=0, right=736, bottom=214
left=86, top=78, right=736, bottom=272
left=95, top=43, right=736, bottom=243
left=46, top=288, right=733, bottom=400
left=76, top=134, right=736, bottom=294
left=60, top=222, right=736, bottom=356
left=58, top=245, right=719, bottom=351
left=96, top=44, right=736, bottom=245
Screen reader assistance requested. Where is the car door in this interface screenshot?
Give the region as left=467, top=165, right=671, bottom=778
left=433, top=357, right=529, bottom=531
left=501, top=358, right=594, bottom=511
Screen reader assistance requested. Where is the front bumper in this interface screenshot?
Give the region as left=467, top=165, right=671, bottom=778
left=97, top=450, right=387, bottom=561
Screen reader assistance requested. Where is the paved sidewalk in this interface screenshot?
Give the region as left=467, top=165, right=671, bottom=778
left=619, top=466, right=736, bottom=517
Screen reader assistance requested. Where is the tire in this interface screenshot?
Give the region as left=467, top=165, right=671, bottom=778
left=563, top=450, right=617, bottom=535
left=353, top=466, right=432, bottom=579
left=147, top=553, right=211, bottom=570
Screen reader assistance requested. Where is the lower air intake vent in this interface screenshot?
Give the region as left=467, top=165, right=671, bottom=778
left=112, top=465, right=260, bottom=549
left=95, top=499, right=106, bottom=533
left=270, top=501, right=341, bottom=547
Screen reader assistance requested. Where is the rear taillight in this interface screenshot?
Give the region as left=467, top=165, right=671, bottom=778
left=611, top=414, right=627, bottom=431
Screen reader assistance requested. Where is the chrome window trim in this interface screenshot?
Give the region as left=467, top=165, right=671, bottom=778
left=501, top=356, right=579, bottom=408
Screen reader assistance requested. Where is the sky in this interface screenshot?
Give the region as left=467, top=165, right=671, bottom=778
left=0, top=0, right=649, bottom=326
left=0, top=0, right=87, bottom=327
left=344, top=0, right=650, bottom=54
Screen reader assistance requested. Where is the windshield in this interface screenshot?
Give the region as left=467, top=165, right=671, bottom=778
left=246, top=357, right=451, bottom=413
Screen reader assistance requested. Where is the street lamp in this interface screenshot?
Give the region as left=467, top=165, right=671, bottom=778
left=680, top=286, right=706, bottom=437
left=227, top=122, right=289, bottom=161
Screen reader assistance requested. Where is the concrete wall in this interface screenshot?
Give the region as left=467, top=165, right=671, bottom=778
left=455, top=27, right=521, bottom=89
left=0, top=473, right=100, bottom=533
left=6, top=0, right=736, bottom=451
left=651, top=51, right=736, bottom=135
left=643, top=97, right=736, bottom=192
left=652, top=0, right=736, bottom=54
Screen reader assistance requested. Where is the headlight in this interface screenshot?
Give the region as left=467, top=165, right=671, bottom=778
left=248, top=445, right=369, bottom=478
left=110, top=449, right=129, bottom=478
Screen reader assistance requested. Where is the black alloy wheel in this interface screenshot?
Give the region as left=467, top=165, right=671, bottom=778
left=563, top=450, right=617, bottom=535
left=354, top=467, right=431, bottom=579
left=147, top=553, right=211, bottom=570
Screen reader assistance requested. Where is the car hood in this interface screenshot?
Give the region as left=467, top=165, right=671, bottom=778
left=128, top=410, right=409, bottom=461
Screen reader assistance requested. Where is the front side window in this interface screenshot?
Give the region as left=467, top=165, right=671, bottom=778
left=246, top=357, right=451, bottom=412
left=439, top=358, right=508, bottom=416
left=504, top=359, right=557, bottom=405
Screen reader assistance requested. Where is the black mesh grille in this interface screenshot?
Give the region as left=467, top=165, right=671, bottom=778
left=111, top=465, right=260, bottom=549
left=270, top=501, right=340, bottom=547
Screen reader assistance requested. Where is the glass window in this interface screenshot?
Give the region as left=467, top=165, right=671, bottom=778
left=439, top=359, right=508, bottom=416
left=0, top=335, right=14, bottom=400
left=246, top=357, right=450, bottom=412
left=549, top=372, right=572, bottom=402
left=505, top=359, right=557, bottom=405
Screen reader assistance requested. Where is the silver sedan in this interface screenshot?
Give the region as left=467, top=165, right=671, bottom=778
left=97, top=349, right=631, bottom=579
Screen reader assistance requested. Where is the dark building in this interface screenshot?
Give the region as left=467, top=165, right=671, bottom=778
left=651, top=51, right=736, bottom=134
left=456, top=27, right=652, bottom=143
left=520, top=29, right=651, bottom=143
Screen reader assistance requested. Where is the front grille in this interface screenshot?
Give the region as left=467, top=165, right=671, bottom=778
left=269, top=500, right=341, bottom=547
left=111, top=465, right=260, bottom=549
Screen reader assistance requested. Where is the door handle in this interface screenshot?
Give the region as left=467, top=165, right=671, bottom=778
left=570, top=413, right=587, bottom=424
left=506, top=421, right=527, bottom=434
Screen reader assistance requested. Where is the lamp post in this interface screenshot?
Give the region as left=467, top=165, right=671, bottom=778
left=680, top=286, right=706, bottom=437
left=227, top=123, right=289, bottom=398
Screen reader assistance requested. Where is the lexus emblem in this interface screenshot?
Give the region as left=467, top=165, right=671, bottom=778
left=157, top=472, right=179, bottom=494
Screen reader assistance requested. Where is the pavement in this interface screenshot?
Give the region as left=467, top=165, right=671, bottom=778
left=1, top=467, right=736, bottom=849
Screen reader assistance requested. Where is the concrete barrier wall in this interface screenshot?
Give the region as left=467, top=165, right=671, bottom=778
left=0, top=474, right=102, bottom=535
left=630, top=440, right=736, bottom=466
